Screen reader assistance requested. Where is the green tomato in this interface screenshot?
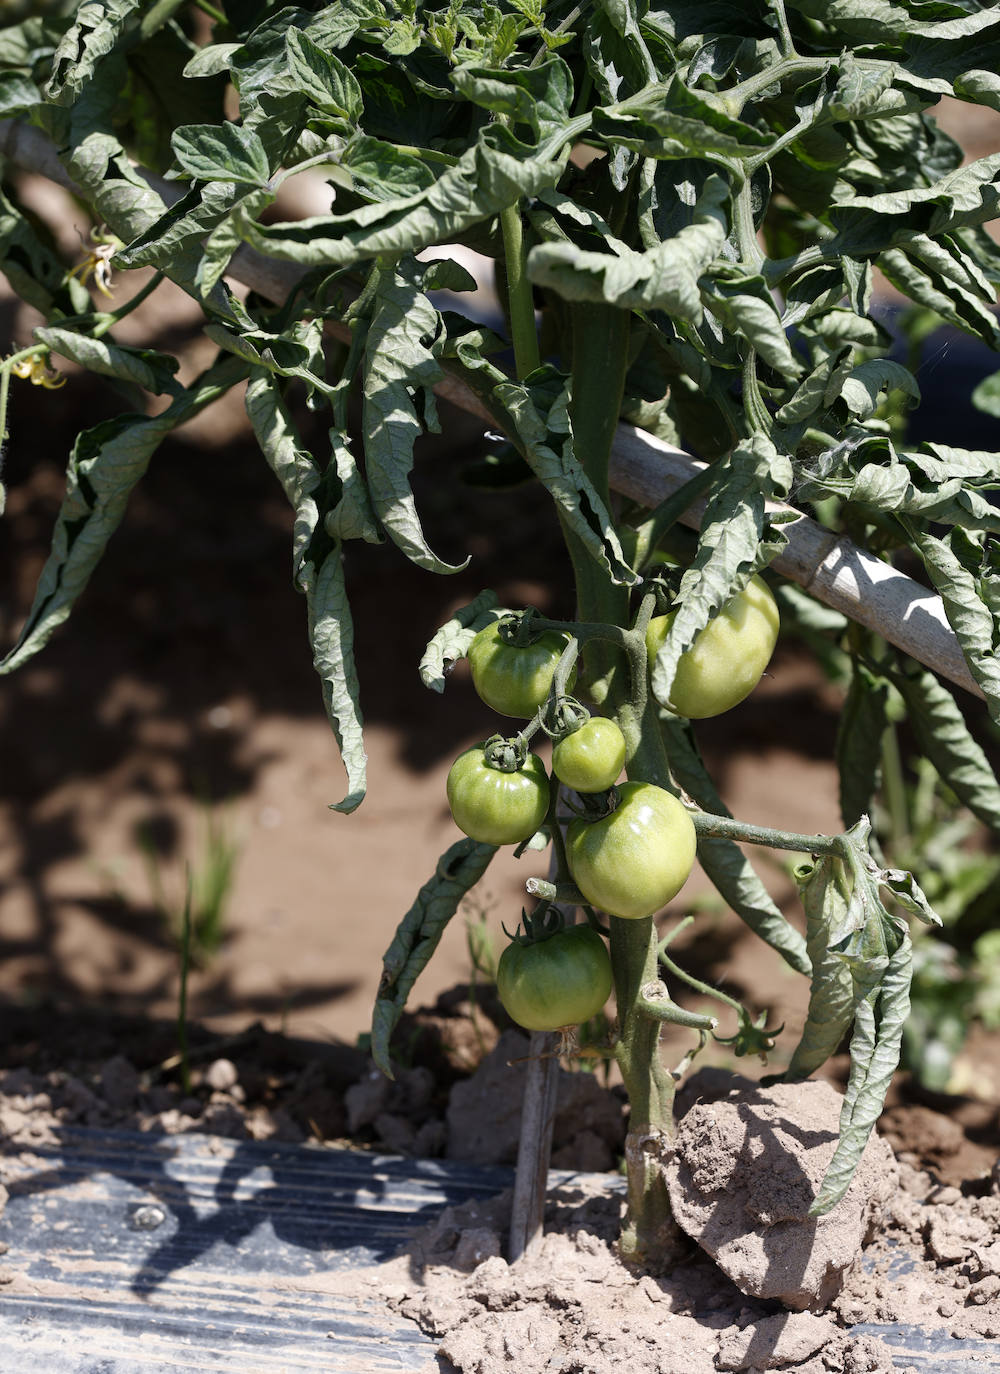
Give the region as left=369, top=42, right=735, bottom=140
left=467, top=620, right=575, bottom=719
left=446, top=744, right=550, bottom=845
left=566, top=781, right=696, bottom=920
left=497, top=925, right=613, bottom=1031
left=552, top=717, right=627, bottom=793
left=645, top=574, right=779, bottom=719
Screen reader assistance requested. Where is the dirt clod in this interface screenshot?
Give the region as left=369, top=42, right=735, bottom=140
left=665, top=1076, right=898, bottom=1311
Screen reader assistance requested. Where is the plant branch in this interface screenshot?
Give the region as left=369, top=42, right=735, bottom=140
left=689, top=809, right=851, bottom=857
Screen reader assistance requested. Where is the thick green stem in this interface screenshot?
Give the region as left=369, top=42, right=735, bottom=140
left=564, top=302, right=632, bottom=707
left=499, top=202, right=540, bottom=380
left=560, top=299, right=688, bottom=1264
left=689, top=809, right=851, bottom=856
left=611, top=916, right=686, bottom=1267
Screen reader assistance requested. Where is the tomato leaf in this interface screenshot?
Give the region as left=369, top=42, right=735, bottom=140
left=363, top=262, right=470, bottom=575
left=236, top=124, right=565, bottom=270
left=45, top=0, right=141, bottom=105
left=171, top=122, right=271, bottom=186
left=495, top=376, right=640, bottom=587
left=419, top=591, right=501, bottom=694
left=0, top=355, right=247, bottom=676
left=836, top=662, right=889, bottom=828
left=527, top=176, right=728, bottom=323
left=34, top=326, right=182, bottom=397
left=781, top=855, right=857, bottom=1083
left=809, top=931, right=913, bottom=1216
left=373, top=838, right=498, bottom=1077
left=889, top=662, right=1000, bottom=834
left=245, top=370, right=368, bottom=814
left=911, top=527, right=1000, bottom=723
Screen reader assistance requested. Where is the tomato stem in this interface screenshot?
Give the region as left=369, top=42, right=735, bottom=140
left=689, top=809, right=853, bottom=857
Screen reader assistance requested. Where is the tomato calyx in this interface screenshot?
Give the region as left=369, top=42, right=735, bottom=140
left=563, top=784, right=620, bottom=823
left=482, top=732, right=529, bottom=773
left=496, top=607, right=546, bottom=648
left=713, top=1006, right=784, bottom=1063
left=502, top=901, right=567, bottom=947
left=542, top=693, right=590, bottom=743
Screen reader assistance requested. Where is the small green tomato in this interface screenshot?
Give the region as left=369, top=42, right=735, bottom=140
left=551, top=717, right=627, bottom=793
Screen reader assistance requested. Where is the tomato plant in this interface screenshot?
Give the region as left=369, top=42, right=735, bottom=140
left=3, top=0, right=996, bottom=1291
left=566, top=782, right=697, bottom=920
left=551, top=716, right=627, bottom=793
left=467, top=618, right=575, bottom=719
left=645, top=575, right=780, bottom=719
left=497, top=923, right=613, bottom=1033
left=447, top=743, right=549, bottom=846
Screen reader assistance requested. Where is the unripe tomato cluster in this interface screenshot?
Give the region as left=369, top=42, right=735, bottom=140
left=445, top=587, right=778, bottom=1032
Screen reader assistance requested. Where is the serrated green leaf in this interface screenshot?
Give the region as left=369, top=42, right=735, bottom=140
left=837, top=663, right=889, bottom=828
left=702, top=271, right=803, bottom=377
left=172, top=122, right=271, bottom=186
left=285, top=28, right=363, bottom=122
left=660, top=714, right=811, bottom=974
left=45, top=0, right=140, bottom=105
left=810, top=931, right=912, bottom=1215
left=837, top=359, right=920, bottom=421
left=881, top=234, right=1000, bottom=349
left=790, top=0, right=1000, bottom=44
left=373, top=838, right=498, bottom=1077
left=0, top=356, right=247, bottom=676
left=341, top=134, right=435, bottom=201
left=115, top=181, right=274, bottom=283
left=238, top=123, right=565, bottom=270
left=878, top=867, right=941, bottom=926
left=323, top=432, right=382, bottom=546
left=451, top=54, right=572, bottom=140
left=593, top=77, right=772, bottom=161
left=182, top=42, right=241, bottom=79
left=775, top=346, right=853, bottom=426
left=245, top=371, right=368, bottom=813
left=890, top=663, right=1000, bottom=834
left=782, top=855, right=857, bottom=1080
left=419, top=592, right=501, bottom=694
left=829, top=152, right=1000, bottom=257
left=35, top=326, right=182, bottom=396
left=528, top=176, right=728, bottom=322
left=913, top=528, right=1000, bottom=722
left=494, top=376, right=639, bottom=588
left=362, top=263, right=469, bottom=575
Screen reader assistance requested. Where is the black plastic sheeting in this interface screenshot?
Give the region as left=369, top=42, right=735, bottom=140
left=0, top=1126, right=996, bottom=1373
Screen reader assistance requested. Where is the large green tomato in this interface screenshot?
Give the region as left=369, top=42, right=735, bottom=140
left=497, top=925, right=613, bottom=1031
left=645, top=574, right=779, bottom=719
left=566, top=781, right=696, bottom=920
left=467, top=620, right=575, bottom=719
left=552, top=717, right=627, bottom=793
left=446, top=744, right=550, bottom=845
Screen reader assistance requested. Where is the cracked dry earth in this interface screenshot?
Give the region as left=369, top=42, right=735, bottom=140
left=0, top=1048, right=998, bottom=1372
left=348, top=1074, right=1000, bottom=1374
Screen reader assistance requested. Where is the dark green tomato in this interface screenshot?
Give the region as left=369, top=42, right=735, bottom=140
left=552, top=717, right=627, bottom=793
left=467, top=620, right=576, bottom=719
left=566, top=781, right=696, bottom=920
left=446, top=745, right=550, bottom=846
left=497, top=925, right=613, bottom=1032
